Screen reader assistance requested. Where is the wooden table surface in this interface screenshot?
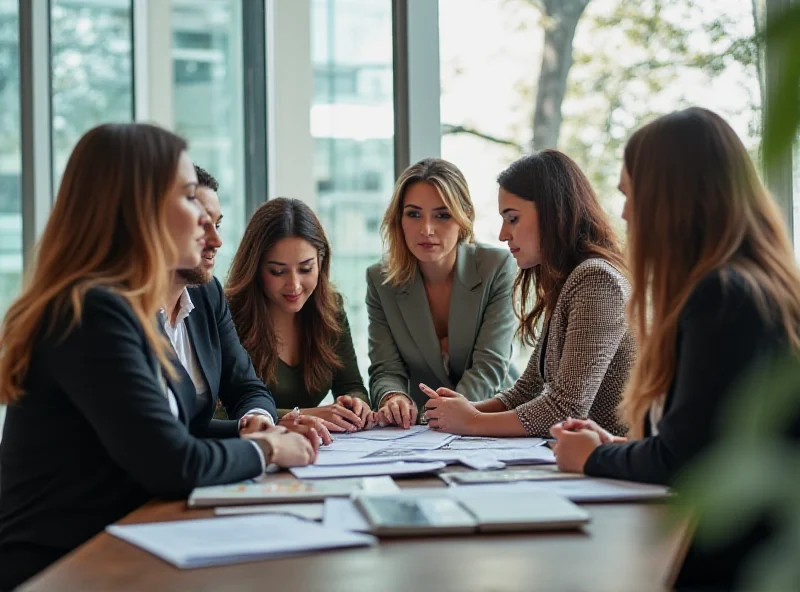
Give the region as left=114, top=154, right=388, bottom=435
left=21, top=468, right=688, bottom=592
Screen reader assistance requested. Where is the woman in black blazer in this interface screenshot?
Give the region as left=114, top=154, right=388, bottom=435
left=550, top=108, right=800, bottom=589
left=0, top=124, right=317, bottom=590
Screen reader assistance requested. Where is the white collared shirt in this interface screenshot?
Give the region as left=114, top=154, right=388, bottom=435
left=163, top=289, right=211, bottom=413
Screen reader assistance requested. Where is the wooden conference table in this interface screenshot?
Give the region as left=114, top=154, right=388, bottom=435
left=21, top=466, right=689, bottom=592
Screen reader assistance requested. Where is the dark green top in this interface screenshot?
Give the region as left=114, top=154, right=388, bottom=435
left=271, top=310, right=369, bottom=418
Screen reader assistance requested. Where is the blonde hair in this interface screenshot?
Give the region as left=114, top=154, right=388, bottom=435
left=380, top=158, right=475, bottom=287
left=0, top=123, right=186, bottom=404
left=620, top=108, right=800, bottom=437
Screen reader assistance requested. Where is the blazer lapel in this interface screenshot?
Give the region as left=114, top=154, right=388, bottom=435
left=396, top=268, right=452, bottom=387
left=448, top=243, right=483, bottom=381
left=183, top=307, right=217, bottom=405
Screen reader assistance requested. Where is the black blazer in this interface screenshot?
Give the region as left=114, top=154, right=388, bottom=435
left=0, top=288, right=263, bottom=590
left=583, top=267, right=795, bottom=591
left=185, top=278, right=278, bottom=438
left=585, top=266, right=788, bottom=484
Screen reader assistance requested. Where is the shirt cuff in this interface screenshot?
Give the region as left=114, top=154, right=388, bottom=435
left=238, top=408, right=275, bottom=431
left=247, top=440, right=268, bottom=473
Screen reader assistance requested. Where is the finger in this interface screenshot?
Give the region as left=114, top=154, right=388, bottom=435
left=550, top=424, right=566, bottom=439
left=428, top=418, right=440, bottom=430
left=336, top=395, right=354, bottom=408
left=409, top=402, right=418, bottom=426
left=330, top=414, right=358, bottom=431
left=333, top=405, right=363, bottom=427
left=321, top=419, right=347, bottom=433
left=313, top=420, right=333, bottom=444
left=424, top=399, right=440, bottom=411
left=435, top=387, right=460, bottom=398
left=240, top=416, right=250, bottom=430
left=424, top=406, right=440, bottom=420
left=419, top=383, right=439, bottom=399
left=399, top=400, right=411, bottom=429
left=389, top=402, right=403, bottom=427
left=307, top=427, right=321, bottom=454
left=377, top=409, right=392, bottom=427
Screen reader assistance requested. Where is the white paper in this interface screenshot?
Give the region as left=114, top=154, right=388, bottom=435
left=323, top=498, right=371, bottom=532
left=443, top=437, right=547, bottom=450
left=290, top=461, right=447, bottom=480
left=492, top=446, right=556, bottom=464
left=321, top=439, right=390, bottom=453
left=447, top=478, right=670, bottom=502
left=214, top=503, right=325, bottom=521
left=107, top=515, right=376, bottom=568
left=331, top=426, right=428, bottom=441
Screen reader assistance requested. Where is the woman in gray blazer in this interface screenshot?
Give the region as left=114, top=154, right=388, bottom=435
left=367, top=158, right=517, bottom=428
left=423, top=150, right=635, bottom=438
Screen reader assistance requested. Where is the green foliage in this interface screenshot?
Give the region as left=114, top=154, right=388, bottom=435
left=762, top=4, right=800, bottom=165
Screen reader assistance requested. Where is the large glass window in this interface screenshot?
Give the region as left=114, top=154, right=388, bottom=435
left=51, top=0, right=134, bottom=183
left=440, top=0, right=763, bottom=367
left=0, top=0, right=21, bottom=322
left=0, top=0, right=20, bottom=436
left=171, top=0, right=246, bottom=283
left=311, top=0, right=395, bottom=377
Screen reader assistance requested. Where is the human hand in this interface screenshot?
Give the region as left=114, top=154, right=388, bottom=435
left=336, top=395, right=374, bottom=428
left=376, top=392, right=417, bottom=429
left=549, top=424, right=602, bottom=473
left=245, top=425, right=317, bottom=467
left=559, top=417, right=628, bottom=444
left=303, top=403, right=364, bottom=433
left=278, top=413, right=333, bottom=445
left=238, top=414, right=273, bottom=436
left=421, top=384, right=481, bottom=435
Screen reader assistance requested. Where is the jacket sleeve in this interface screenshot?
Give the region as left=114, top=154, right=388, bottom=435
left=50, top=289, right=263, bottom=498
left=366, top=268, right=410, bottom=408
left=509, top=263, right=630, bottom=437
left=330, top=307, right=370, bottom=403
left=454, top=251, right=517, bottom=401
left=211, top=278, right=278, bottom=424
left=584, top=271, right=778, bottom=485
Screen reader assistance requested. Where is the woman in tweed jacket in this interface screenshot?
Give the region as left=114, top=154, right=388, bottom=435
left=423, top=150, right=634, bottom=438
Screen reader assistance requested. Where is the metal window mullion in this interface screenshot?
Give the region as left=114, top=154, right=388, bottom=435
left=19, top=0, right=53, bottom=270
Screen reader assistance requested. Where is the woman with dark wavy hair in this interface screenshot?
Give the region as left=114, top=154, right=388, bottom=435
left=424, top=150, right=634, bottom=438
left=226, top=198, right=371, bottom=433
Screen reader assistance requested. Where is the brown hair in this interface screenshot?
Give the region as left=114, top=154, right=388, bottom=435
left=380, top=158, right=475, bottom=287
left=498, top=150, right=627, bottom=346
left=620, top=107, right=800, bottom=437
left=0, top=123, right=186, bottom=403
left=225, top=198, right=343, bottom=393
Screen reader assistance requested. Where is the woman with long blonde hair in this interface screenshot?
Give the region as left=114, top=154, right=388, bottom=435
left=0, top=124, right=316, bottom=589
left=551, top=108, right=800, bottom=486
left=367, top=158, right=517, bottom=428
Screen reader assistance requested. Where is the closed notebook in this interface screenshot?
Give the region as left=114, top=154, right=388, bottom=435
left=188, top=475, right=399, bottom=508
left=353, top=490, right=589, bottom=537
left=107, top=515, right=376, bottom=568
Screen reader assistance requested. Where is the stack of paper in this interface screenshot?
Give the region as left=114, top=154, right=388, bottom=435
left=107, top=515, right=376, bottom=568
left=290, top=461, right=447, bottom=480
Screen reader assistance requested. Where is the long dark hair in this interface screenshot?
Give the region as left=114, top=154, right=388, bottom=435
left=225, top=198, right=343, bottom=393
left=498, top=150, right=627, bottom=346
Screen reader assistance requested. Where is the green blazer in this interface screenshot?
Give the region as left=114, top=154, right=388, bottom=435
left=366, top=242, right=517, bottom=411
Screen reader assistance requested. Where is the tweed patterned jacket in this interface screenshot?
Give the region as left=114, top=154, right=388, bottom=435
left=495, top=258, right=634, bottom=437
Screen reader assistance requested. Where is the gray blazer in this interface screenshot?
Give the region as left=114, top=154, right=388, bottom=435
left=366, top=242, right=517, bottom=411
left=496, top=258, right=635, bottom=437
